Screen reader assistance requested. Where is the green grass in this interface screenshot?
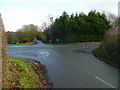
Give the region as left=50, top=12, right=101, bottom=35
left=8, top=42, right=36, bottom=46
left=47, top=42, right=101, bottom=45
left=93, top=46, right=120, bottom=65
left=75, top=42, right=101, bottom=44
left=7, top=57, right=43, bottom=88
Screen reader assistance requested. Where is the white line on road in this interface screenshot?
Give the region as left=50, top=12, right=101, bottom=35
left=95, top=76, right=116, bottom=88
left=86, top=71, right=116, bottom=88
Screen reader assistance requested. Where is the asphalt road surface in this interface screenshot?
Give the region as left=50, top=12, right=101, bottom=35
left=8, top=41, right=119, bottom=88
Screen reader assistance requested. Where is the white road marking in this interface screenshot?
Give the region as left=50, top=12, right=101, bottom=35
left=95, top=76, right=116, bottom=88
left=86, top=71, right=116, bottom=88
left=40, top=52, right=49, bottom=56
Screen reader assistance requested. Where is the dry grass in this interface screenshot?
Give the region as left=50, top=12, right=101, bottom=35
left=93, top=29, right=120, bottom=67
left=102, top=29, right=120, bottom=55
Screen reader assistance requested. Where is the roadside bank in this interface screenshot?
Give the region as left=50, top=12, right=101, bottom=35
left=92, top=46, right=120, bottom=68
left=6, top=57, right=52, bottom=88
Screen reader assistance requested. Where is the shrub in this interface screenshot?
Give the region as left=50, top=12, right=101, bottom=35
left=102, top=29, right=120, bottom=55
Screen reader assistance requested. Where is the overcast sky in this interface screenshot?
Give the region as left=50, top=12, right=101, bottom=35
left=0, top=0, right=119, bottom=31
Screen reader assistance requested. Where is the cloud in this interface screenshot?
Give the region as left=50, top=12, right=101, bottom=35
left=2, top=8, right=50, bottom=31
left=1, top=0, right=69, bottom=4
left=0, top=0, right=119, bottom=31
left=1, top=0, right=26, bottom=3
left=1, top=7, right=65, bottom=31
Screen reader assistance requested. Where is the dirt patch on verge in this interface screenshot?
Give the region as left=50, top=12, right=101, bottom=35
left=30, top=59, right=53, bottom=88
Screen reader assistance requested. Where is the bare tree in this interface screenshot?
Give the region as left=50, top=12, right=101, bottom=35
left=106, top=12, right=118, bottom=28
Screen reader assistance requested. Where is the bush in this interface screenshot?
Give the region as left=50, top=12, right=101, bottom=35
left=102, top=29, right=120, bottom=55
left=6, top=24, right=47, bottom=44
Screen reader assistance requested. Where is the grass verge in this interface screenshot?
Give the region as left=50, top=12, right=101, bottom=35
left=92, top=46, right=120, bottom=68
left=8, top=42, right=36, bottom=46
left=47, top=42, right=101, bottom=45
left=6, top=57, right=52, bottom=88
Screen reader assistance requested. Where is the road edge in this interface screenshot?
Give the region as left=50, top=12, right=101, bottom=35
left=92, top=51, right=120, bottom=68
left=27, top=59, right=53, bottom=88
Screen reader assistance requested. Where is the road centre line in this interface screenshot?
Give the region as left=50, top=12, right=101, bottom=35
left=95, top=76, right=116, bottom=88
left=85, top=71, right=116, bottom=88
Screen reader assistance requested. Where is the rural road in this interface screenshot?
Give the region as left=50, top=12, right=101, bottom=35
left=8, top=41, right=119, bottom=88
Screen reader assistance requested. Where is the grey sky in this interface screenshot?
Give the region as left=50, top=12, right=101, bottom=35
left=0, top=0, right=119, bottom=31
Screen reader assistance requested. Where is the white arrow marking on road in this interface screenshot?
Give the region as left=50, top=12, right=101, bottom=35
left=40, top=52, right=49, bottom=56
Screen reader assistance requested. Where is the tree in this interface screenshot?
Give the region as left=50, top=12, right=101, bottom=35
left=16, top=24, right=42, bottom=42
left=6, top=31, right=18, bottom=44
left=19, top=24, right=39, bottom=42
left=106, top=12, right=117, bottom=28
left=46, top=11, right=112, bottom=43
